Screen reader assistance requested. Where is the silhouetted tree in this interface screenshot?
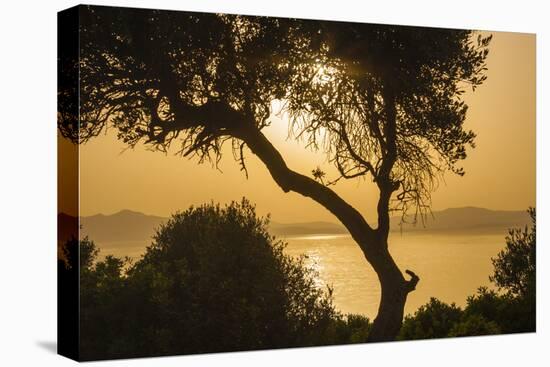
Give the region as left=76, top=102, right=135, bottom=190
left=77, top=200, right=342, bottom=359
left=79, top=238, right=130, bottom=359
left=286, top=23, right=491, bottom=341
left=127, top=199, right=338, bottom=355
left=462, top=287, right=534, bottom=334
left=398, top=298, right=462, bottom=340
left=491, top=208, right=536, bottom=298
left=448, top=313, right=500, bottom=337
left=460, top=208, right=537, bottom=334
left=58, top=5, right=491, bottom=341
left=340, top=314, right=372, bottom=343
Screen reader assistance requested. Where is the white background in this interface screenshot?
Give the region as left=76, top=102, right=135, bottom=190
left=0, top=0, right=548, bottom=365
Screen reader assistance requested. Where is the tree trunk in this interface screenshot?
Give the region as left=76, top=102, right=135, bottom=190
left=365, top=243, right=413, bottom=342
left=230, top=122, right=419, bottom=342
left=171, top=102, right=419, bottom=342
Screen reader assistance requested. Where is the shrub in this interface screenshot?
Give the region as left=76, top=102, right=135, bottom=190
left=449, top=314, right=500, bottom=337
left=464, top=287, right=534, bottom=334
left=398, top=298, right=463, bottom=340
left=79, top=199, right=340, bottom=359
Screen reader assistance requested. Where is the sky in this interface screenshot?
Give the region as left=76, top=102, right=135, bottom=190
left=60, top=30, right=536, bottom=224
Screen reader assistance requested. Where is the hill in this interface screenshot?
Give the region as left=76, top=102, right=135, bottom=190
left=58, top=207, right=531, bottom=245
left=80, top=210, right=166, bottom=242
left=391, top=207, right=531, bottom=233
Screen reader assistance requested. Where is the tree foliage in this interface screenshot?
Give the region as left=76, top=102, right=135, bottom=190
left=59, top=6, right=491, bottom=221
left=286, top=24, right=491, bottom=219
left=398, top=297, right=463, bottom=340
left=491, top=208, right=536, bottom=298
left=463, top=287, right=534, bottom=334
left=76, top=200, right=350, bottom=359
left=448, top=313, right=500, bottom=337
left=128, top=199, right=338, bottom=354
left=60, top=7, right=298, bottom=167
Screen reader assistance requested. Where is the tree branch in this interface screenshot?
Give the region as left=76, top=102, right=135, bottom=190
left=405, top=269, right=420, bottom=293
left=232, top=120, right=377, bottom=248
left=376, top=86, right=399, bottom=237
left=167, top=99, right=378, bottom=250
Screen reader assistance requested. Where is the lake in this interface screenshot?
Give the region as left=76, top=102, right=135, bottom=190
left=96, top=231, right=506, bottom=318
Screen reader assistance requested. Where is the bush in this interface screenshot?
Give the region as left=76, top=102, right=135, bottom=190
left=398, top=298, right=463, bottom=340
left=491, top=208, right=536, bottom=299
left=78, top=238, right=131, bottom=359
left=448, top=314, right=500, bottom=337
left=464, top=287, right=534, bottom=334
left=343, top=314, right=372, bottom=343
left=79, top=199, right=341, bottom=359
left=487, top=207, right=536, bottom=333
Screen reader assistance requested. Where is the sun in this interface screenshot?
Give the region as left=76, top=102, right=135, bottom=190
left=313, top=63, right=337, bottom=85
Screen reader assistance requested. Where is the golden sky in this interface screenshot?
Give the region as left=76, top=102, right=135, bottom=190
left=63, top=30, right=535, bottom=224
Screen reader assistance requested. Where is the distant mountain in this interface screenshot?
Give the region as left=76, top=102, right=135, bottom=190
left=79, top=212, right=348, bottom=240
left=390, top=207, right=531, bottom=233
left=80, top=210, right=166, bottom=242
left=59, top=207, right=531, bottom=245
left=272, top=207, right=530, bottom=235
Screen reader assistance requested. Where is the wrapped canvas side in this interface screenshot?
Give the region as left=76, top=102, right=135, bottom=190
left=57, top=5, right=80, bottom=361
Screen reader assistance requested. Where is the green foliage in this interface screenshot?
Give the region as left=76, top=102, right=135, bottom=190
left=463, top=287, right=534, bottom=334
left=399, top=283, right=535, bottom=341
left=448, top=314, right=500, bottom=337
left=463, top=287, right=511, bottom=325
left=341, top=314, right=372, bottom=343
left=126, top=199, right=339, bottom=355
left=79, top=236, right=98, bottom=270
left=78, top=199, right=353, bottom=359
left=79, top=238, right=131, bottom=359
left=477, top=207, right=536, bottom=333
left=398, top=298, right=462, bottom=340
left=312, top=313, right=371, bottom=345
left=59, top=8, right=495, bottom=345
left=491, top=208, right=536, bottom=298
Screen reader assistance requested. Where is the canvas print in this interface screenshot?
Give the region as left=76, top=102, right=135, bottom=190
left=57, top=5, right=536, bottom=361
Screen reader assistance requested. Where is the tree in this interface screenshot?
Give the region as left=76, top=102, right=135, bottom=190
left=448, top=314, right=500, bottom=337
left=486, top=207, right=536, bottom=332
left=285, top=23, right=491, bottom=340
left=491, top=208, right=536, bottom=298
left=78, top=239, right=131, bottom=360
left=76, top=200, right=340, bottom=359
left=398, top=298, right=463, bottom=340
left=58, top=5, right=491, bottom=341
left=398, top=296, right=502, bottom=340
left=129, top=199, right=338, bottom=355
left=463, top=287, right=534, bottom=334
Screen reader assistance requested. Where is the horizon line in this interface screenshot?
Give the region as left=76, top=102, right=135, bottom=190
left=61, top=205, right=534, bottom=223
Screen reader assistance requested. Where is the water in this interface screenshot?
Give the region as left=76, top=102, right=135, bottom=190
left=283, top=232, right=505, bottom=317
left=96, top=231, right=506, bottom=318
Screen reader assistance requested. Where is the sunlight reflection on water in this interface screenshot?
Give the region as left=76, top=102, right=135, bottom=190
left=282, top=232, right=505, bottom=318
